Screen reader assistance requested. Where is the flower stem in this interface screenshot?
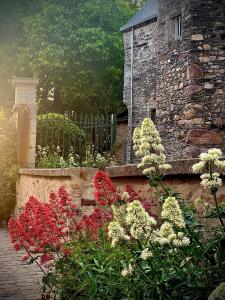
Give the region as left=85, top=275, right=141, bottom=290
left=212, top=192, right=225, bottom=229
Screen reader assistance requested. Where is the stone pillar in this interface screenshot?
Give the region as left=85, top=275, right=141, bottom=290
left=12, top=77, right=39, bottom=168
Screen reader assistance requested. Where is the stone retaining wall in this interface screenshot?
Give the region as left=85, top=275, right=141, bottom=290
left=17, top=159, right=225, bottom=214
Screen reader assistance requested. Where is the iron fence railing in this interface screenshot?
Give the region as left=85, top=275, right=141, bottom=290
left=36, top=111, right=117, bottom=162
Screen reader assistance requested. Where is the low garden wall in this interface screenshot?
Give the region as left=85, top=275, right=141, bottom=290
left=17, top=159, right=225, bottom=214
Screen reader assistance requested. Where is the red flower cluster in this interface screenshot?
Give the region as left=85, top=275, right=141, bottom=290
left=8, top=187, right=78, bottom=267
left=125, top=184, right=157, bottom=218
left=8, top=171, right=156, bottom=270
left=77, top=208, right=112, bottom=236
left=94, top=171, right=118, bottom=206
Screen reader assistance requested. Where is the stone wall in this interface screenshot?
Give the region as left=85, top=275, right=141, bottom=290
left=16, top=168, right=97, bottom=214
left=123, top=0, right=225, bottom=161
left=115, top=122, right=128, bottom=164
left=16, top=160, right=225, bottom=216
left=123, top=19, right=158, bottom=161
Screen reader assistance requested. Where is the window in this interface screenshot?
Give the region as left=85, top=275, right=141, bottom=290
left=150, top=108, right=156, bottom=124
left=174, top=15, right=182, bottom=39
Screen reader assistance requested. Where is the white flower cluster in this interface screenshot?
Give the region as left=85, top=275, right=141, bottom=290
left=161, top=197, right=185, bottom=228
left=37, top=145, right=49, bottom=158
left=153, top=198, right=190, bottom=247
left=200, top=173, right=222, bottom=189
left=121, top=264, right=133, bottom=277
left=133, top=118, right=171, bottom=175
left=112, top=204, right=127, bottom=224
left=192, top=148, right=225, bottom=173
left=108, top=200, right=157, bottom=246
left=108, top=221, right=130, bottom=247
left=140, top=248, right=153, bottom=260
left=154, top=221, right=190, bottom=247
left=126, top=201, right=157, bottom=240
left=192, top=149, right=225, bottom=191
left=120, top=191, right=130, bottom=202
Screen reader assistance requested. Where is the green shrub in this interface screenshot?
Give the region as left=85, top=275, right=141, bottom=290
left=0, top=110, right=18, bottom=223
left=46, top=234, right=133, bottom=300
left=37, top=113, right=85, bottom=159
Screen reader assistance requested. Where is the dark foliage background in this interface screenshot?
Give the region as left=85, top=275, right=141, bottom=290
left=0, top=0, right=138, bottom=114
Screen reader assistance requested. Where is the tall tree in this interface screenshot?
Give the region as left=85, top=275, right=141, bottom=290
left=0, top=0, right=137, bottom=113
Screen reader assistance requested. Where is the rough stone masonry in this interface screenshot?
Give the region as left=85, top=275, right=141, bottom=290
left=122, top=0, right=225, bottom=161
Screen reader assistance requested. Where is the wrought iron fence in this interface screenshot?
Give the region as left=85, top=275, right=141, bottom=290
left=36, top=111, right=117, bottom=162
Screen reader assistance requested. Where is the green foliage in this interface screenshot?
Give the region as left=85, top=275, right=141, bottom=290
left=36, top=145, right=116, bottom=169
left=37, top=113, right=85, bottom=158
left=0, top=110, right=18, bottom=222
left=46, top=235, right=132, bottom=299
left=0, top=0, right=137, bottom=113
left=37, top=113, right=84, bottom=136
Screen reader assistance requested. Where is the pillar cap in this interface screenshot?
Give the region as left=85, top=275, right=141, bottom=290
left=12, top=77, right=39, bottom=88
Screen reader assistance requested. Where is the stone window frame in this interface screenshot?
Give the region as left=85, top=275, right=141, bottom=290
left=174, top=14, right=182, bottom=40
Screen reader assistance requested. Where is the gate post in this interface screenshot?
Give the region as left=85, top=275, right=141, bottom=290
left=111, top=114, right=117, bottom=150
left=12, top=77, right=39, bottom=168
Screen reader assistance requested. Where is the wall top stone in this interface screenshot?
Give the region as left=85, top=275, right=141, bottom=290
left=19, top=167, right=98, bottom=178
left=19, top=159, right=201, bottom=179
left=12, top=77, right=39, bottom=88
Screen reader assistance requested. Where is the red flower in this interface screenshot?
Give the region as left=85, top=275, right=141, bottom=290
left=94, top=171, right=118, bottom=206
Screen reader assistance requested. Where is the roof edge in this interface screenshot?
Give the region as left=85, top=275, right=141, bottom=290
left=120, top=14, right=158, bottom=32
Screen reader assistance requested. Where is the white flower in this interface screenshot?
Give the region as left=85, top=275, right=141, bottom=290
left=159, top=222, right=175, bottom=238
left=121, top=264, right=133, bottom=277
left=112, top=204, right=127, bottom=224
left=140, top=248, right=153, bottom=260
left=121, top=192, right=129, bottom=201
left=200, top=149, right=222, bottom=162
left=154, top=222, right=190, bottom=247
left=161, top=197, right=185, bottom=228
left=215, top=159, right=225, bottom=169
left=193, top=149, right=225, bottom=191
left=108, top=221, right=130, bottom=247
left=132, top=118, right=171, bottom=176
left=60, top=157, right=67, bottom=168
left=126, top=200, right=157, bottom=240
left=200, top=173, right=222, bottom=189
left=192, top=161, right=206, bottom=173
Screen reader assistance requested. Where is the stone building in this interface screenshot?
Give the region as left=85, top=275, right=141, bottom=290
left=121, top=0, right=225, bottom=162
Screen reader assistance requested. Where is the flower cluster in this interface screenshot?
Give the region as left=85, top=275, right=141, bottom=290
left=192, top=149, right=225, bottom=192
left=200, top=173, right=222, bottom=190
left=154, top=197, right=190, bottom=247
left=94, top=171, right=118, bottom=206
left=108, top=221, right=130, bottom=247
left=124, top=184, right=157, bottom=218
left=8, top=187, right=78, bottom=267
left=77, top=208, right=112, bottom=237
left=192, top=148, right=225, bottom=173
left=126, top=201, right=157, bottom=239
left=133, top=118, right=171, bottom=175
left=108, top=200, right=157, bottom=246
left=161, top=197, right=185, bottom=228
left=140, top=248, right=153, bottom=260
left=121, top=264, right=133, bottom=277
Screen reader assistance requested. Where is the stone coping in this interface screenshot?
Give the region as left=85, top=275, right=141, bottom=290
left=19, top=158, right=200, bottom=178
left=19, top=167, right=97, bottom=177
left=106, top=159, right=199, bottom=178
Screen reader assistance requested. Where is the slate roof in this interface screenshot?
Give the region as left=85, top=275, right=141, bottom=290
left=120, top=0, right=158, bottom=32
